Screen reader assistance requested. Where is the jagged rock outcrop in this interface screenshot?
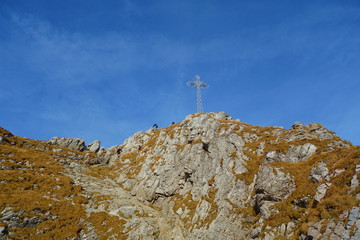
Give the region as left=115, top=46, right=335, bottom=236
left=264, top=143, right=317, bottom=163
left=48, top=136, right=86, bottom=151
left=0, top=113, right=359, bottom=239
left=255, top=164, right=296, bottom=219
left=106, top=112, right=358, bottom=239
left=310, top=162, right=329, bottom=183
left=88, top=140, right=101, bottom=153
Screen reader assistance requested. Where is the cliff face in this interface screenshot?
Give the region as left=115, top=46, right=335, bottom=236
left=0, top=112, right=359, bottom=240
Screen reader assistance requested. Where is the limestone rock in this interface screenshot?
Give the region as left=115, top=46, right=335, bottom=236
left=292, top=197, right=310, bottom=208
left=0, top=208, right=43, bottom=229
left=264, top=143, right=317, bottom=163
left=88, top=140, right=101, bottom=153
left=286, top=121, right=348, bottom=146
left=1, top=113, right=358, bottom=240
left=0, top=226, right=8, bottom=239
left=255, top=164, right=295, bottom=218
left=343, top=207, right=360, bottom=240
left=314, top=182, right=332, bottom=202
left=349, top=164, right=360, bottom=195
left=310, top=162, right=329, bottom=182
left=48, top=137, right=86, bottom=151
left=292, top=121, right=305, bottom=129
left=307, top=225, right=322, bottom=240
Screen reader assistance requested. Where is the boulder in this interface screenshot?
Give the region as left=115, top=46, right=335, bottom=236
left=307, top=226, right=322, bottom=240
left=264, top=143, right=317, bottom=163
left=314, top=182, right=332, bottom=202
left=0, top=136, right=2, bottom=145
left=255, top=164, right=295, bottom=218
left=292, top=121, right=305, bottom=129
left=310, top=162, right=329, bottom=183
left=292, top=197, right=310, bottom=208
left=88, top=140, right=101, bottom=153
left=0, top=226, right=8, bottom=239
left=255, top=165, right=296, bottom=202
left=48, top=137, right=86, bottom=151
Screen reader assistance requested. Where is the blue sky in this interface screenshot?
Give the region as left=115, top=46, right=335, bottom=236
left=0, top=0, right=359, bottom=147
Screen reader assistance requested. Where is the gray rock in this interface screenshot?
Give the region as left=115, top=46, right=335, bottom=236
left=258, top=201, right=275, bottom=219
left=265, top=143, right=317, bottom=163
left=255, top=165, right=295, bottom=202
left=88, top=140, right=101, bottom=153
left=23, top=216, right=43, bottom=227
left=0, top=209, right=41, bottom=229
left=284, top=121, right=343, bottom=144
left=310, top=162, right=329, bottom=182
left=286, top=143, right=317, bottom=162
left=50, top=112, right=355, bottom=240
left=85, top=156, right=109, bottom=165
left=78, top=228, right=98, bottom=240
left=348, top=164, right=360, bottom=195
left=292, top=197, right=309, bottom=208
left=48, top=137, right=86, bottom=151
left=0, top=226, right=8, bottom=239
left=346, top=207, right=360, bottom=240
left=286, top=222, right=296, bottom=236
left=315, top=183, right=332, bottom=202
left=350, top=174, right=359, bottom=192
left=329, top=233, right=342, bottom=240
left=333, top=222, right=345, bottom=238
left=308, top=226, right=322, bottom=240
left=255, top=164, right=295, bottom=218
left=210, top=112, right=232, bottom=120
left=292, top=121, right=305, bottom=129
left=0, top=136, right=3, bottom=145
left=250, top=226, right=261, bottom=238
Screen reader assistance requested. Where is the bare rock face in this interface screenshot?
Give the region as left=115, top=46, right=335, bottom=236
left=1, top=113, right=358, bottom=240
left=105, top=112, right=357, bottom=239
left=310, top=162, right=329, bottom=182
left=291, top=122, right=338, bottom=141
left=88, top=140, right=101, bottom=153
left=48, top=137, right=86, bottom=151
left=314, top=182, right=332, bottom=202
left=265, top=143, right=317, bottom=163
left=255, top=165, right=296, bottom=218
left=349, top=164, right=360, bottom=197
left=305, top=206, right=360, bottom=240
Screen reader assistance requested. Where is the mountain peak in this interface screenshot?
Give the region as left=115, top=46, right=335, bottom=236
left=0, top=114, right=359, bottom=239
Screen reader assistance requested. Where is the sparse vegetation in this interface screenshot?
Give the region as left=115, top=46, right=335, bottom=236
left=0, top=133, right=87, bottom=239
left=1, top=113, right=359, bottom=239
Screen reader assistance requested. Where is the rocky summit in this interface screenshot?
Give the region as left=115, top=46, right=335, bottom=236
left=0, top=112, right=359, bottom=240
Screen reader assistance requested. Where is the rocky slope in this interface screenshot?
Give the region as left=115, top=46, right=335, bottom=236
left=0, top=112, right=359, bottom=239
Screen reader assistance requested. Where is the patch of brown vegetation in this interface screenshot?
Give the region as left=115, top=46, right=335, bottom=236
left=0, top=136, right=87, bottom=239
left=88, top=212, right=127, bottom=240
left=172, top=193, right=200, bottom=228
left=263, top=146, right=360, bottom=236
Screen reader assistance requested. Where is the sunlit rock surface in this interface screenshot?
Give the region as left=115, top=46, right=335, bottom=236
left=0, top=112, right=359, bottom=239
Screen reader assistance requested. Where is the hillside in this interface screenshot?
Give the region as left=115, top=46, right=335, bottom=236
left=0, top=112, right=359, bottom=240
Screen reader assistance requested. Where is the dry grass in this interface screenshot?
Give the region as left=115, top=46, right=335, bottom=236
left=0, top=136, right=87, bottom=239
left=172, top=193, right=200, bottom=228
left=263, top=146, right=360, bottom=236
left=88, top=212, right=127, bottom=240
left=196, top=188, right=219, bottom=230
